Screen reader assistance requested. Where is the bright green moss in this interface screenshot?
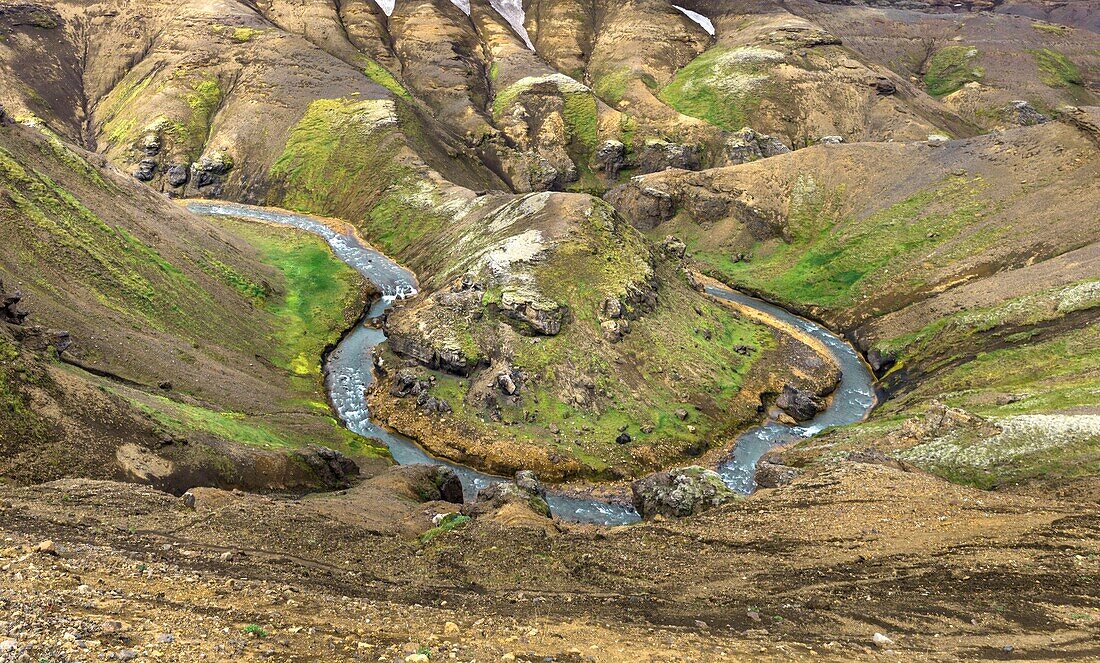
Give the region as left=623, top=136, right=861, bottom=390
left=924, top=46, right=984, bottom=97
left=658, top=46, right=777, bottom=130
left=592, top=67, right=631, bottom=105
left=562, top=92, right=598, bottom=151
left=1029, top=48, right=1083, bottom=87
left=361, top=58, right=412, bottom=100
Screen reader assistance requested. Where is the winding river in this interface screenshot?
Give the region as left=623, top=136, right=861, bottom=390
left=186, top=201, right=877, bottom=526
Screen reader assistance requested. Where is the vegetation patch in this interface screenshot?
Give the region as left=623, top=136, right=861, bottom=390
left=1029, top=48, right=1083, bottom=88
left=419, top=513, right=471, bottom=544
left=658, top=46, right=780, bottom=130
left=698, top=176, right=990, bottom=309
left=924, top=45, right=983, bottom=97
left=361, top=58, right=412, bottom=100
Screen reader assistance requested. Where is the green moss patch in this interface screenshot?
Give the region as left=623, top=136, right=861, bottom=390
left=658, top=46, right=780, bottom=130
left=1029, top=48, right=1083, bottom=88
left=697, top=176, right=990, bottom=309
left=924, top=46, right=983, bottom=97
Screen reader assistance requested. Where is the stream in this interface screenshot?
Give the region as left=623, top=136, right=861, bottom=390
left=187, top=201, right=877, bottom=526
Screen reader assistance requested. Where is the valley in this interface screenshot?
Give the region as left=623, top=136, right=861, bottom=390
left=0, top=0, right=1097, bottom=660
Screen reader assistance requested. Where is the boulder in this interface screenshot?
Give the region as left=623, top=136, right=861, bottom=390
left=166, top=163, right=190, bottom=187
left=661, top=235, right=687, bottom=260
left=291, top=444, right=360, bottom=489
left=190, top=149, right=233, bottom=188
left=636, top=139, right=699, bottom=174
left=870, top=77, right=897, bottom=96
left=0, top=281, right=28, bottom=324
left=775, top=384, right=824, bottom=422
left=391, top=464, right=464, bottom=503
left=468, top=473, right=552, bottom=519
left=819, top=135, right=844, bottom=145
left=725, top=127, right=790, bottom=165
left=132, top=158, right=157, bottom=182
left=755, top=460, right=799, bottom=488
left=866, top=347, right=896, bottom=375
left=593, top=140, right=626, bottom=176
left=631, top=466, right=737, bottom=519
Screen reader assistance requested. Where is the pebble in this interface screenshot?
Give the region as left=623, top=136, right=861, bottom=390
left=118, top=649, right=138, bottom=661
left=873, top=633, right=895, bottom=648
left=0, top=640, right=17, bottom=653
left=156, top=633, right=175, bottom=644
left=404, top=655, right=430, bottom=663
left=444, top=621, right=460, bottom=636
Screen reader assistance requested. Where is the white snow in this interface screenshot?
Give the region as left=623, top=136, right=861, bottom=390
left=449, top=0, right=471, bottom=16
left=489, top=0, right=534, bottom=49
left=673, top=5, right=715, bottom=36
left=372, top=0, right=394, bottom=16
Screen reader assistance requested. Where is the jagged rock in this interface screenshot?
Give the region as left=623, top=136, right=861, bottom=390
left=496, top=370, right=519, bottom=396
left=593, top=140, right=626, bottom=176
left=615, top=432, right=632, bottom=445
left=870, top=77, right=897, bottom=96
left=600, top=318, right=628, bottom=343
left=133, top=158, right=157, bottom=181
left=631, top=466, right=737, bottom=519
left=846, top=448, right=915, bottom=473
left=391, top=369, right=429, bottom=397
left=514, top=470, right=546, bottom=499
left=415, top=390, right=452, bottom=414
left=605, top=183, right=676, bottom=231
left=661, top=235, right=687, bottom=260
left=675, top=408, right=689, bottom=421
left=602, top=296, right=624, bottom=320
left=392, top=464, right=463, bottom=503
left=725, top=127, right=790, bottom=165
left=899, top=400, right=1000, bottom=441
left=776, top=384, right=824, bottom=422
left=191, top=150, right=233, bottom=188
left=140, top=133, right=161, bottom=156
left=468, top=476, right=552, bottom=519
left=0, top=281, right=28, bottom=324
left=496, top=296, right=566, bottom=336
left=866, top=348, right=896, bottom=375
left=755, top=460, right=799, bottom=488
left=820, top=135, right=844, bottom=145
left=291, top=444, right=360, bottom=489
left=636, top=139, right=699, bottom=174
left=1003, top=100, right=1048, bottom=127
left=166, top=163, right=190, bottom=187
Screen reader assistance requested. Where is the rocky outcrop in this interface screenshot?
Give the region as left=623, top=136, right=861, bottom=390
left=593, top=140, right=626, bottom=176
left=190, top=150, right=233, bottom=190
left=636, top=140, right=699, bottom=174
left=755, top=460, right=800, bottom=488
left=465, top=471, right=551, bottom=520
left=389, top=370, right=453, bottom=414
left=604, top=184, right=676, bottom=231
left=725, top=127, right=790, bottom=165
left=388, top=464, right=464, bottom=504
left=775, top=384, right=826, bottom=422
left=291, top=445, right=360, bottom=489
left=631, top=466, right=737, bottom=519
left=0, top=281, right=28, bottom=325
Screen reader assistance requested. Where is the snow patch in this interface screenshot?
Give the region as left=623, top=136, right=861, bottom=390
left=372, top=0, right=394, bottom=16
left=673, top=5, right=715, bottom=36
left=449, top=0, right=471, bottom=16
left=489, top=0, right=534, bottom=49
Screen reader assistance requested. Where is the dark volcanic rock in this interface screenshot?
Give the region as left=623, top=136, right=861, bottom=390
left=133, top=158, right=157, bottom=182
left=292, top=444, right=360, bottom=489
left=190, top=150, right=233, bottom=188
left=631, top=466, right=737, bottom=519
left=593, top=140, right=626, bottom=176
left=636, top=139, right=699, bottom=174
left=392, top=464, right=464, bottom=503
left=725, top=127, right=790, bottom=165
left=776, top=384, right=825, bottom=422
left=166, top=163, right=190, bottom=187
left=0, top=281, right=28, bottom=325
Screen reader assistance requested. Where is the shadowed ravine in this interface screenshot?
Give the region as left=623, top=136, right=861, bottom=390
left=186, top=201, right=877, bottom=525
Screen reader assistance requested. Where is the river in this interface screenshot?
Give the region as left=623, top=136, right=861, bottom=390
left=186, top=201, right=877, bottom=525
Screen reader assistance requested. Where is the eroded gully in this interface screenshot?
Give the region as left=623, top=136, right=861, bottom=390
left=186, top=201, right=877, bottom=526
